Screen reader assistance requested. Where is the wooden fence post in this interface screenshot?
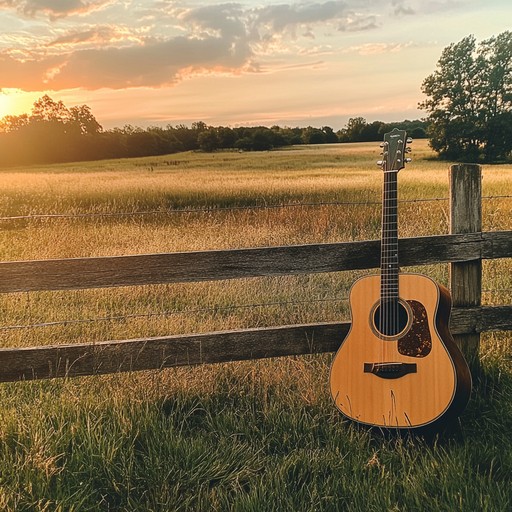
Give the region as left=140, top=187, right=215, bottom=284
left=449, top=163, right=482, bottom=368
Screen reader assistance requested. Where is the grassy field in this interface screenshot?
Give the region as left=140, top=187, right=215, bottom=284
left=0, top=141, right=511, bottom=510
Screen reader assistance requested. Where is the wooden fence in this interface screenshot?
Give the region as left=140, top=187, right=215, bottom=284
left=0, top=164, right=511, bottom=383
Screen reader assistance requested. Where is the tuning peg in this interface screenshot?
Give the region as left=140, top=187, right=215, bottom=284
left=405, top=158, right=412, bottom=163
left=405, top=147, right=412, bottom=153
left=379, top=142, right=388, bottom=148
left=406, top=137, right=413, bottom=143
left=377, top=160, right=384, bottom=167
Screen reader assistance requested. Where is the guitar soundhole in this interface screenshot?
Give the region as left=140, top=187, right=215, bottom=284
left=373, top=300, right=410, bottom=337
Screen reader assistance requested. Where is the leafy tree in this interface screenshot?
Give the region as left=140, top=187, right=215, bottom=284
left=198, top=129, right=220, bottom=152
left=31, top=94, right=70, bottom=123
left=234, top=137, right=253, bottom=151
left=215, top=127, right=237, bottom=149
left=0, top=93, right=430, bottom=165
left=420, top=31, right=512, bottom=162
left=338, top=117, right=366, bottom=142
left=410, top=126, right=427, bottom=139
left=321, top=126, right=339, bottom=143
left=251, top=128, right=274, bottom=150
left=0, top=114, right=30, bottom=133
left=302, top=126, right=326, bottom=144
left=69, top=105, right=102, bottom=136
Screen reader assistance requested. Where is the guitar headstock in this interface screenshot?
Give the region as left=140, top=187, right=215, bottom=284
left=377, top=128, right=412, bottom=172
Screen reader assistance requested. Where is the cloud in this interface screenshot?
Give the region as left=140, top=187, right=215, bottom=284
left=49, top=27, right=118, bottom=46
left=48, top=26, right=146, bottom=47
left=254, top=1, right=349, bottom=33
left=0, top=0, right=111, bottom=18
left=0, top=33, right=252, bottom=90
left=391, top=0, right=416, bottom=16
left=182, top=3, right=248, bottom=39
left=337, top=14, right=379, bottom=32
left=346, top=41, right=415, bottom=55
left=0, top=52, right=62, bottom=90
left=0, top=0, right=383, bottom=92
left=390, top=0, right=468, bottom=16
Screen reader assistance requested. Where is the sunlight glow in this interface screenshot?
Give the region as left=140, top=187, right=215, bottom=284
left=0, top=89, right=41, bottom=120
left=0, top=94, right=10, bottom=119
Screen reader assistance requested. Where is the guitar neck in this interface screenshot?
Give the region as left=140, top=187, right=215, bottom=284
left=380, top=168, right=399, bottom=303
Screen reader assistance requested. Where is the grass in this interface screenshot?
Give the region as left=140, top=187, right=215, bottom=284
left=0, top=140, right=511, bottom=510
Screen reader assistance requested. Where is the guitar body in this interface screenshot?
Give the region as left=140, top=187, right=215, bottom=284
left=330, top=273, right=472, bottom=431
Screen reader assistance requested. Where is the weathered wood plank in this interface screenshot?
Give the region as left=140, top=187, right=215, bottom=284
left=449, top=164, right=482, bottom=365
left=0, top=232, right=497, bottom=294
left=0, top=322, right=349, bottom=382
left=450, top=305, right=512, bottom=334
left=478, top=306, right=512, bottom=333
left=482, top=231, right=512, bottom=259
left=1, top=305, right=510, bottom=383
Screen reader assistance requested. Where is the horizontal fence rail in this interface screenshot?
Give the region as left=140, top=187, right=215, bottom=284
left=0, top=231, right=511, bottom=293
left=0, top=229, right=510, bottom=383
left=0, top=163, right=510, bottom=384
left=1, top=305, right=512, bottom=383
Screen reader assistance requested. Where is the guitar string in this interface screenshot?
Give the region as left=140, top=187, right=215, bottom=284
left=379, top=149, right=386, bottom=361
left=381, top=134, right=403, bottom=361
left=381, top=142, right=394, bottom=361
left=390, top=145, right=397, bottom=351
left=391, top=138, right=402, bottom=351
left=383, top=143, right=391, bottom=361
left=382, top=143, right=393, bottom=361
left=393, top=153, right=398, bottom=349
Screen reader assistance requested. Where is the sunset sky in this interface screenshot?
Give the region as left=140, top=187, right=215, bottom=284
left=0, top=0, right=510, bottom=129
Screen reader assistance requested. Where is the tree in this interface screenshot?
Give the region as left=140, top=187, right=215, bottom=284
left=251, top=128, right=274, bottom=150
left=342, top=117, right=366, bottom=142
left=302, top=126, right=326, bottom=144
left=69, top=105, right=102, bottom=136
left=0, top=95, right=104, bottom=164
left=420, top=31, right=512, bottom=162
left=31, top=94, right=70, bottom=123
left=0, top=113, right=29, bottom=133
left=198, top=129, right=220, bottom=152
left=216, top=127, right=236, bottom=148
left=478, top=31, right=512, bottom=161
left=321, top=126, right=339, bottom=143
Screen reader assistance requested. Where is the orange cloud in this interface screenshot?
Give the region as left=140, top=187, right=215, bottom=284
left=0, top=0, right=111, bottom=19
left=0, top=34, right=252, bottom=90
left=0, top=1, right=382, bottom=92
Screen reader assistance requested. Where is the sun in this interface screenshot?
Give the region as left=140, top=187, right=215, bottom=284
left=0, top=89, right=42, bottom=120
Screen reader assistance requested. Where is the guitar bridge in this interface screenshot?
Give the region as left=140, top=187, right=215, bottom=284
left=364, top=362, right=417, bottom=379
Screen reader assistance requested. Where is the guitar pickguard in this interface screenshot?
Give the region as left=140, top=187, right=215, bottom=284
left=398, top=300, right=432, bottom=357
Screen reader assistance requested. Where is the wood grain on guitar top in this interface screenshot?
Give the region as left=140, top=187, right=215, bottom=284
left=329, top=273, right=471, bottom=430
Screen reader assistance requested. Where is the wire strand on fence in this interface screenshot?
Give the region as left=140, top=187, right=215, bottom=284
left=0, top=197, right=452, bottom=222
left=0, top=195, right=510, bottom=223
left=2, top=287, right=511, bottom=332
left=0, top=296, right=350, bottom=332
left=0, top=195, right=509, bottom=222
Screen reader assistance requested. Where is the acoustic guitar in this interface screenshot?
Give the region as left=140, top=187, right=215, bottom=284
left=329, top=129, right=472, bottom=432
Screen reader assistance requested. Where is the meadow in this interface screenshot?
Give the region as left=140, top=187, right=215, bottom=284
left=0, top=140, right=511, bottom=510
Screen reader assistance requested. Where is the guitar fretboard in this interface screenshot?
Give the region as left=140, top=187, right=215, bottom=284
left=380, top=169, right=399, bottom=303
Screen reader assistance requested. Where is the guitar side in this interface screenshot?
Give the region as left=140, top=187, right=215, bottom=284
left=329, top=273, right=472, bottom=431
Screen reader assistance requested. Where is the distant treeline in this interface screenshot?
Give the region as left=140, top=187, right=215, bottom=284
left=0, top=95, right=428, bottom=166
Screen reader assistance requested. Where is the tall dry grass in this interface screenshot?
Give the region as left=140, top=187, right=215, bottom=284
left=0, top=141, right=510, bottom=510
